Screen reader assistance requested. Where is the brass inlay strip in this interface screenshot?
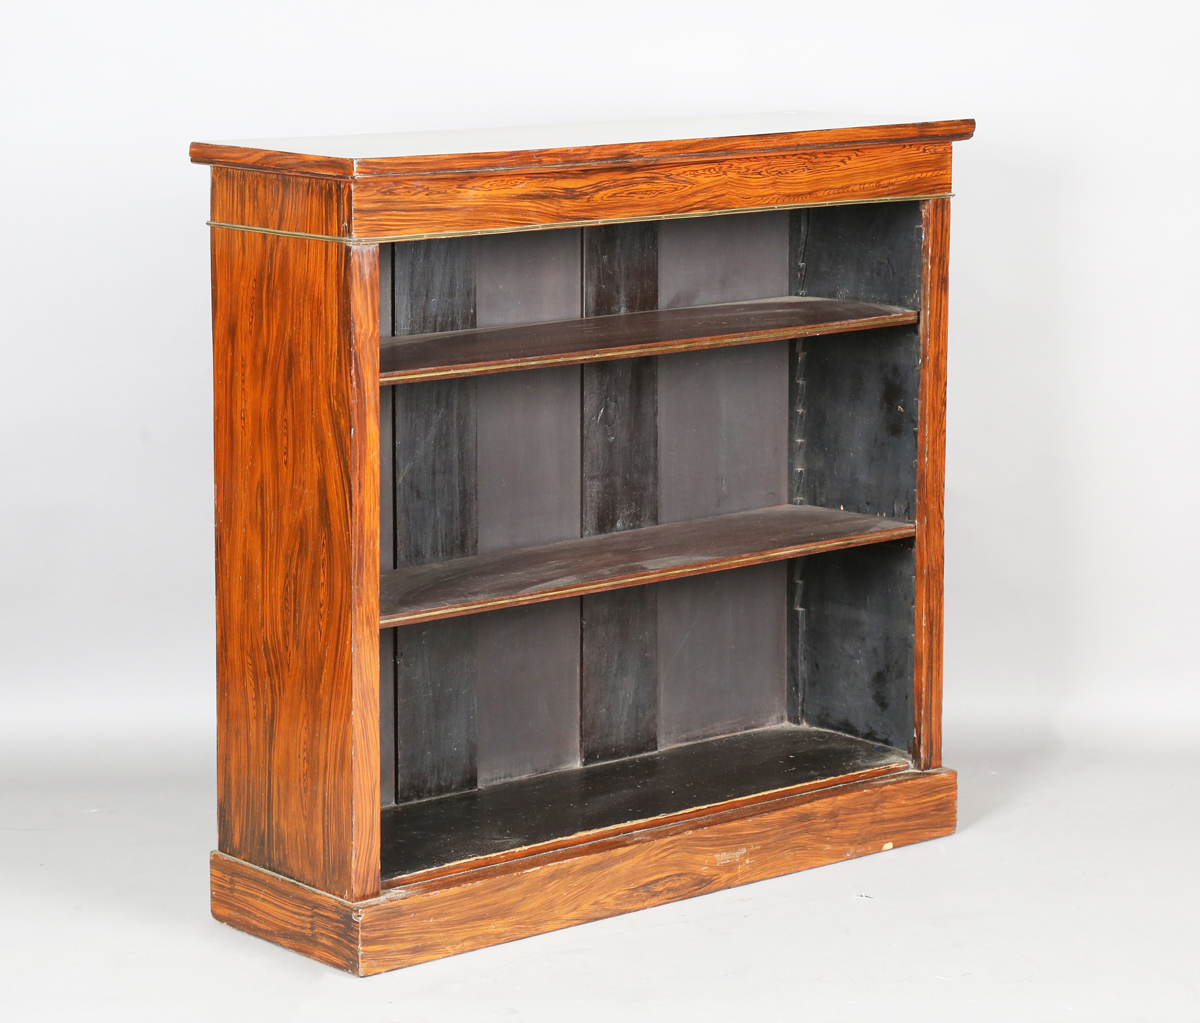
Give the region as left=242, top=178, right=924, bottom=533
left=206, top=192, right=953, bottom=246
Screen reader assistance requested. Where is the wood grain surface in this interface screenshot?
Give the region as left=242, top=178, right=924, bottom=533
left=350, top=142, right=953, bottom=241
left=210, top=166, right=350, bottom=237
left=211, top=179, right=379, bottom=901
left=914, top=198, right=951, bottom=770
left=379, top=295, right=913, bottom=383
left=191, top=118, right=976, bottom=179
left=379, top=504, right=914, bottom=628
left=210, top=767, right=957, bottom=975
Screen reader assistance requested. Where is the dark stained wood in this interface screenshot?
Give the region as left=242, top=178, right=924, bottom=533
left=580, top=357, right=659, bottom=531
left=581, top=586, right=658, bottom=762
left=378, top=245, right=396, bottom=806
left=583, top=222, right=658, bottom=316
left=581, top=222, right=660, bottom=764
left=212, top=212, right=379, bottom=901
left=379, top=504, right=914, bottom=627
left=798, top=542, right=916, bottom=750
left=394, top=618, right=478, bottom=801
left=350, top=144, right=954, bottom=240
left=191, top=118, right=977, bottom=179
left=393, top=379, right=478, bottom=566
left=386, top=238, right=480, bottom=804
left=379, top=296, right=915, bottom=384
left=211, top=768, right=957, bottom=975
left=392, top=237, right=477, bottom=335
left=379, top=364, right=395, bottom=805
left=379, top=631, right=396, bottom=807
left=791, top=200, right=924, bottom=308
left=798, top=326, right=920, bottom=519
left=914, top=198, right=951, bottom=770
left=786, top=201, right=924, bottom=750
left=381, top=724, right=907, bottom=880
left=390, top=236, right=478, bottom=567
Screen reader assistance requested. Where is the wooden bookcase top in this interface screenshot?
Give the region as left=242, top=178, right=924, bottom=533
left=190, top=111, right=974, bottom=178
left=191, top=112, right=974, bottom=243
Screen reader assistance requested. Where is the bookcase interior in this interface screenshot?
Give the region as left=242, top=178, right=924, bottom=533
left=377, top=201, right=924, bottom=883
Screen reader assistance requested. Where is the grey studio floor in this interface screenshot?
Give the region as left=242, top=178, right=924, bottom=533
left=3, top=705, right=1197, bottom=1023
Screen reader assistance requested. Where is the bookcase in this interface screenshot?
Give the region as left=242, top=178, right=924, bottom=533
left=190, top=113, right=975, bottom=975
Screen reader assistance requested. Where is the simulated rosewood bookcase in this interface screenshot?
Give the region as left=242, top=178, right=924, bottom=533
left=190, top=113, right=974, bottom=975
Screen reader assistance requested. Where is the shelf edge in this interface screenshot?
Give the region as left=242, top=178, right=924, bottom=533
left=379, top=520, right=915, bottom=628
left=379, top=310, right=918, bottom=385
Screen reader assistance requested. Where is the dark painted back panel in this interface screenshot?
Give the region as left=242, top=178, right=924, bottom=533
left=659, top=212, right=789, bottom=307
left=476, top=229, right=580, bottom=328
left=798, top=542, right=915, bottom=750
left=476, top=366, right=580, bottom=552
left=658, top=563, right=788, bottom=745
left=786, top=202, right=922, bottom=742
left=581, top=223, right=660, bottom=764
left=791, top=201, right=922, bottom=308
left=385, top=239, right=481, bottom=805
left=393, top=237, right=477, bottom=334
left=476, top=600, right=582, bottom=785
left=379, top=245, right=396, bottom=806
left=656, top=212, right=791, bottom=745
left=658, top=342, right=789, bottom=521
left=394, top=617, right=478, bottom=800
left=800, top=326, right=919, bottom=520
left=474, top=230, right=583, bottom=784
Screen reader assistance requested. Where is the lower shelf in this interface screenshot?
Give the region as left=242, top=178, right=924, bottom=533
left=380, top=724, right=909, bottom=884
left=211, top=766, right=957, bottom=975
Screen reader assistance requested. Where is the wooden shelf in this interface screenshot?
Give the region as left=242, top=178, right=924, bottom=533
left=379, top=504, right=914, bottom=627
left=379, top=296, right=916, bottom=384
left=381, top=724, right=910, bottom=884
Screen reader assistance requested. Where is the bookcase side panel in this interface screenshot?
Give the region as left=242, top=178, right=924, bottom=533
left=211, top=173, right=380, bottom=901
left=914, top=197, right=951, bottom=769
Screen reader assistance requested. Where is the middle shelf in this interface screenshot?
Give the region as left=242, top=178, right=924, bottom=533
left=379, top=503, right=914, bottom=627
left=378, top=295, right=917, bottom=384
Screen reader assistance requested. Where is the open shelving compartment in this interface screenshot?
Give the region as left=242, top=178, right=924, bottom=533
left=377, top=204, right=929, bottom=888
left=194, top=114, right=973, bottom=974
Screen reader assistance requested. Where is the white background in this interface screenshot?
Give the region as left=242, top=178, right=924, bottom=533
left=1, top=1, right=1197, bottom=1019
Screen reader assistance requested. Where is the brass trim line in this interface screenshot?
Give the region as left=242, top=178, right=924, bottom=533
left=206, top=193, right=954, bottom=245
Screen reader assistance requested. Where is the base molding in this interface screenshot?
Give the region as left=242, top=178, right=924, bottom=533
left=211, top=767, right=956, bottom=975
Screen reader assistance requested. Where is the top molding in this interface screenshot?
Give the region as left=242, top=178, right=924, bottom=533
left=193, top=113, right=975, bottom=242
left=190, top=112, right=975, bottom=179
